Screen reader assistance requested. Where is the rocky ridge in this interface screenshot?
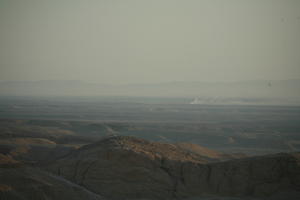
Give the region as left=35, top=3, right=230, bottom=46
left=46, top=136, right=300, bottom=199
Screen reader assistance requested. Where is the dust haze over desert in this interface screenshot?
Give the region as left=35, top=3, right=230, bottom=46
left=0, top=0, right=300, bottom=200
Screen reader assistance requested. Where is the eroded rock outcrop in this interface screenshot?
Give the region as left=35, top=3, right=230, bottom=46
left=0, top=153, right=105, bottom=200
left=46, top=136, right=300, bottom=200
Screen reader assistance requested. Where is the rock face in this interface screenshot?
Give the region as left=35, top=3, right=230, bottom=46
left=183, top=153, right=300, bottom=198
left=47, top=136, right=208, bottom=199
left=0, top=154, right=105, bottom=200
left=47, top=136, right=300, bottom=200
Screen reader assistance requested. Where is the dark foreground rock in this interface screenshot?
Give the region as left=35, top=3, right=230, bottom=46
left=0, top=154, right=104, bottom=200
left=46, top=136, right=300, bottom=200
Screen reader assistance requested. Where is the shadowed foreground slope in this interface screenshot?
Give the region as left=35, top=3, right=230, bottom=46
left=46, top=136, right=300, bottom=200
left=0, top=154, right=104, bottom=200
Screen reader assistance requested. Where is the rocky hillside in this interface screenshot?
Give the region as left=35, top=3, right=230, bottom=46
left=46, top=136, right=212, bottom=199
left=175, top=142, right=246, bottom=161
left=0, top=153, right=105, bottom=200
left=46, top=136, right=300, bottom=200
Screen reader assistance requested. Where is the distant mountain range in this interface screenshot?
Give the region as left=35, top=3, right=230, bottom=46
left=0, top=79, right=300, bottom=105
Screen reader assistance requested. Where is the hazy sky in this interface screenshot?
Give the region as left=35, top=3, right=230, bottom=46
left=0, top=0, right=299, bottom=84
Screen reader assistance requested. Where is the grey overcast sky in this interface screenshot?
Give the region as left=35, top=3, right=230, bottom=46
left=0, top=0, right=299, bottom=84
